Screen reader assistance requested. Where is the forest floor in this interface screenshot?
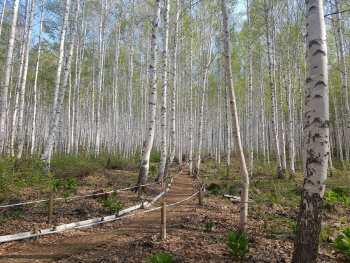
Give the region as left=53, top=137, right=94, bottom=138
left=0, top=158, right=349, bottom=262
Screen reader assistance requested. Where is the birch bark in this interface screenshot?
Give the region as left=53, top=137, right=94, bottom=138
left=137, top=0, right=161, bottom=186
left=0, top=0, right=20, bottom=153
left=31, top=0, right=45, bottom=156
left=157, top=0, right=170, bottom=181
left=292, top=0, right=329, bottom=261
left=40, top=0, right=79, bottom=171
left=221, top=0, right=249, bottom=233
left=17, top=0, right=36, bottom=158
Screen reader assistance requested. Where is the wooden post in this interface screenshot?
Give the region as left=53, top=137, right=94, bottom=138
left=138, top=184, right=142, bottom=198
left=48, top=194, right=53, bottom=224
left=161, top=202, right=166, bottom=240
left=161, top=178, right=164, bottom=188
left=199, top=189, right=202, bottom=205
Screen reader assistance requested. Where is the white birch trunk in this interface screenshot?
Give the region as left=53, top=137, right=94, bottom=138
left=16, top=0, right=36, bottom=158
left=0, top=0, right=20, bottom=153
left=292, top=0, right=329, bottom=261
left=137, top=0, right=161, bottom=186
left=40, top=0, right=79, bottom=171
left=30, top=0, right=45, bottom=156
left=157, top=0, right=170, bottom=181
left=221, top=0, right=249, bottom=233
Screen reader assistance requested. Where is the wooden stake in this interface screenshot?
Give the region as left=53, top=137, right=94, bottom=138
left=48, top=194, right=53, bottom=224
left=161, top=202, right=166, bottom=240
left=138, top=184, right=142, bottom=198
left=199, top=189, right=202, bottom=205
left=161, top=178, right=164, bottom=188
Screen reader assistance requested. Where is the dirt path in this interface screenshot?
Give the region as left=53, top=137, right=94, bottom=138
left=0, top=167, right=198, bottom=263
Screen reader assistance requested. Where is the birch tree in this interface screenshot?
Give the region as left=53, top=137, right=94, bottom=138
left=292, top=0, right=329, bottom=261
left=0, top=0, right=20, bottom=154
left=157, top=0, right=170, bottom=181
left=137, top=0, right=161, bottom=186
left=221, top=0, right=249, bottom=233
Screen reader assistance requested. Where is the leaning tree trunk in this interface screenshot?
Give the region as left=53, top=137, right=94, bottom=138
left=0, top=0, right=20, bottom=154
left=16, top=0, right=36, bottom=158
left=221, top=0, right=249, bottom=234
left=136, top=0, right=161, bottom=186
left=157, top=0, right=170, bottom=181
left=40, top=0, right=79, bottom=172
left=292, top=0, right=329, bottom=262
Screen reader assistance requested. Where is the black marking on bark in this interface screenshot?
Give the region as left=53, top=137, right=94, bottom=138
left=312, top=133, right=320, bottom=142
left=314, top=94, right=322, bottom=98
left=306, top=77, right=312, bottom=83
left=309, top=6, right=317, bottom=12
left=315, top=80, right=326, bottom=87
left=312, top=117, right=321, bottom=124
left=313, top=49, right=326, bottom=56
left=309, top=40, right=320, bottom=48
left=306, top=149, right=323, bottom=168
left=321, top=120, right=330, bottom=128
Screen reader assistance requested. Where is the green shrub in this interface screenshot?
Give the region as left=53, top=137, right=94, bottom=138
left=228, top=185, right=236, bottom=195
left=325, top=190, right=349, bottom=204
left=290, top=220, right=297, bottom=233
left=211, top=188, right=221, bottom=195
left=146, top=252, right=173, bottom=263
left=226, top=231, right=250, bottom=260
left=263, top=220, right=276, bottom=238
left=150, top=165, right=158, bottom=171
left=206, top=221, right=214, bottom=231
left=320, top=225, right=335, bottom=243
left=329, top=226, right=350, bottom=260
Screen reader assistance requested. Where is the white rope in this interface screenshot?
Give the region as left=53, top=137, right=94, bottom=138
left=0, top=169, right=200, bottom=243
left=0, top=181, right=160, bottom=209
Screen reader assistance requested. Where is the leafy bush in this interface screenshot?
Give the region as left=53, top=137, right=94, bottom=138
left=263, top=220, right=276, bottom=238
left=226, top=231, right=250, bottom=260
left=101, top=192, right=124, bottom=214
left=222, top=182, right=228, bottom=188
left=332, top=187, right=349, bottom=198
left=150, top=165, right=158, bottom=171
left=325, top=190, right=349, bottom=204
left=206, top=221, right=214, bottom=231
left=228, top=185, right=236, bottom=195
left=329, top=226, right=350, bottom=260
left=252, top=179, right=261, bottom=187
left=64, top=177, right=79, bottom=190
left=320, top=225, right=335, bottom=243
left=146, top=252, right=173, bottom=263
left=211, top=188, right=221, bottom=195
left=290, top=220, right=297, bottom=233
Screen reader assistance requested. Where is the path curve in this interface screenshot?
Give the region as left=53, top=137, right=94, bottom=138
left=0, top=167, right=197, bottom=263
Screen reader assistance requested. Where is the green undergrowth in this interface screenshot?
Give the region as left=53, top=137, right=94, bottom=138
left=0, top=150, right=161, bottom=202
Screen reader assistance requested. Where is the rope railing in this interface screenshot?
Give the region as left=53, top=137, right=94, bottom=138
left=0, top=176, right=169, bottom=209
left=0, top=168, right=200, bottom=244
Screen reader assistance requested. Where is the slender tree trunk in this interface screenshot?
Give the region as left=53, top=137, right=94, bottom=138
left=31, top=0, right=45, bottom=156
left=334, top=0, right=350, bottom=146
left=221, top=0, right=249, bottom=233
left=163, top=0, right=180, bottom=178
left=40, top=0, right=79, bottom=171
left=264, top=0, right=283, bottom=179
left=157, top=0, right=170, bottom=181
left=292, top=0, right=329, bottom=261
left=16, top=0, right=36, bottom=158
left=188, top=0, right=193, bottom=176
left=247, top=0, right=253, bottom=179
left=0, top=0, right=20, bottom=154
left=137, top=0, right=161, bottom=186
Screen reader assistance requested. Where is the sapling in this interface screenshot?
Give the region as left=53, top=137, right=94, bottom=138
left=206, top=220, right=214, bottom=231
left=226, top=231, right=250, bottom=260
